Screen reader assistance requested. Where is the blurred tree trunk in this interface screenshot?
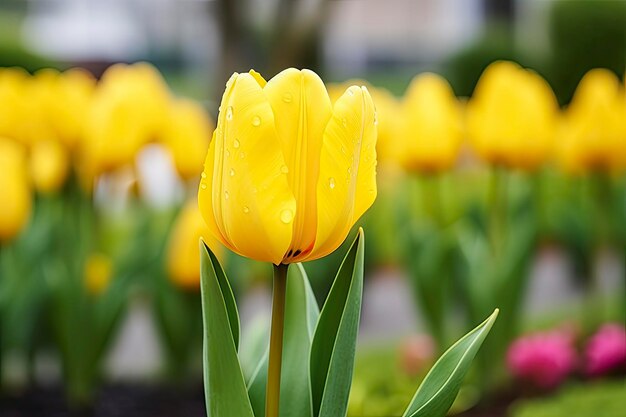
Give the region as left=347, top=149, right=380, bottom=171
left=215, top=0, right=245, bottom=99
left=484, top=0, right=515, bottom=22
left=214, top=0, right=333, bottom=101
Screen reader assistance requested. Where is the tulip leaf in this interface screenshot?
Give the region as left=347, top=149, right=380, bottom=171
left=246, top=263, right=320, bottom=417
left=200, top=241, right=254, bottom=417
left=401, top=309, right=499, bottom=417
left=310, top=229, right=364, bottom=417
left=247, top=348, right=269, bottom=417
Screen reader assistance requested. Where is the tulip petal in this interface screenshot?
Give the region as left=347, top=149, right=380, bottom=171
left=264, top=68, right=333, bottom=260
left=309, top=86, right=377, bottom=261
left=200, top=72, right=296, bottom=264
left=199, top=131, right=237, bottom=253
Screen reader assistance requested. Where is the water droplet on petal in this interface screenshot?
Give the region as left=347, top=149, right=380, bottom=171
left=239, top=151, right=246, bottom=159
left=225, top=149, right=230, bottom=157
left=200, top=183, right=207, bottom=190
left=282, top=93, right=293, bottom=103
left=341, top=146, right=347, bottom=154
left=347, top=167, right=352, bottom=175
left=252, top=116, right=261, bottom=126
left=243, top=206, right=250, bottom=213
left=229, top=168, right=235, bottom=177
left=201, top=172, right=207, bottom=179
left=224, top=190, right=229, bottom=200
left=342, top=117, right=347, bottom=127
left=347, top=89, right=355, bottom=97
left=329, top=177, right=336, bottom=189
left=280, top=165, right=289, bottom=174
left=280, top=209, right=293, bottom=224
left=233, top=139, right=240, bottom=149
left=226, top=106, right=233, bottom=121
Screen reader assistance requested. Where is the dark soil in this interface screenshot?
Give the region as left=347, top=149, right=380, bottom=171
left=0, top=383, right=206, bottom=417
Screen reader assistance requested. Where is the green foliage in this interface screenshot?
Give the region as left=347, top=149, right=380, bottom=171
left=401, top=310, right=498, bottom=417
left=201, top=231, right=496, bottom=417
left=309, top=230, right=365, bottom=417
left=444, top=25, right=533, bottom=98
left=200, top=242, right=255, bottom=417
left=510, top=380, right=626, bottom=417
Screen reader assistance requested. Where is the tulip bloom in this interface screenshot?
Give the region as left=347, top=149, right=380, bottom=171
left=29, top=139, right=69, bottom=193
left=84, top=253, right=113, bottom=296
left=167, top=200, right=222, bottom=289
left=0, top=138, right=31, bottom=242
left=467, top=61, right=559, bottom=170
left=584, top=323, right=626, bottom=376
left=507, top=329, right=577, bottom=389
left=81, top=63, right=170, bottom=177
left=199, top=69, right=377, bottom=265
left=401, top=73, right=462, bottom=173
left=328, top=81, right=402, bottom=167
left=558, top=69, right=626, bottom=174
left=162, top=99, right=213, bottom=180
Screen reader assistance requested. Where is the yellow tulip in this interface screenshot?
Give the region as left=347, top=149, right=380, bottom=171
left=54, top=68, right=96, bottom=148
left=167, top=200, right=222, bottom=289
left=20, top=69, right=61, bottom=146
left=401, top=73, right=462, bottom=173
left=29, top=139, right=70, bottom=193
left=198, top=69, right=377, bottom=265
left=466, top=61, right=559, bottom=170
left=81, top=63, right=170, bottom=177
left=84, top=253, right=113, bottom=295
left=0, top=138, right=31, bottom=242
left=558, top=69, right=626, bottom=174
left=0, top=67, right=29, bottom=142
left=328, top=81, right=402, bottom=167
left=162, top=98, right=213, bottom=180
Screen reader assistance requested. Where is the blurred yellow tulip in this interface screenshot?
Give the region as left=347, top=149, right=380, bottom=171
left=401, top=73, right=463, bottom=173
left=0, top=67, right=29, bottom=143
left=81, top=63, right=170, bottom=178
left=466, top=61, right=559, bottom=170
left=167, top=200, right=222, bottom=289
left=199, top=69, right=377, bottom=265
left=162, top=98, right=213, bottom=180
left=328, top=81, right=402, bottom=167
left=54, top=68, right=96, bottom=148
left=84, top=253, right=113, bottom=295
left=558, top=69, right=626, bottom=173
left=0, top=138, right=31, bottom=242
left=29, top=139, right=70, bottom=193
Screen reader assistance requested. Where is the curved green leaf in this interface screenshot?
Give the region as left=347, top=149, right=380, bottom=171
left=310, top=229, right=364, bottom=417
left=402, top=309, right=499, bottom=417
left=200, top=241, right=254, bottom=417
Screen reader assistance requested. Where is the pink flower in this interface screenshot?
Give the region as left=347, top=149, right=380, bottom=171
left=584, top=323, right=626, bottom=376
left=507, top=329, right=577, bottom=389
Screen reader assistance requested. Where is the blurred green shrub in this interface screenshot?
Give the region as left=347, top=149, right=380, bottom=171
left=0, top=10, right=55, bottom=71
left=509, top=380, right=626, bottom=417
left=548, top=0, right=626, bottom=105
left=444, top=26, right=534, bottom=98
left=0, top=41, right=54, bottom=72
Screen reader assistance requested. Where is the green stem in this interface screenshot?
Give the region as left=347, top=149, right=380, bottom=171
left=265, top=263, right=289, bottom=417
left=421, top=174, right=444, bottom=227
left=488, top=167, right=508, bottom=257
